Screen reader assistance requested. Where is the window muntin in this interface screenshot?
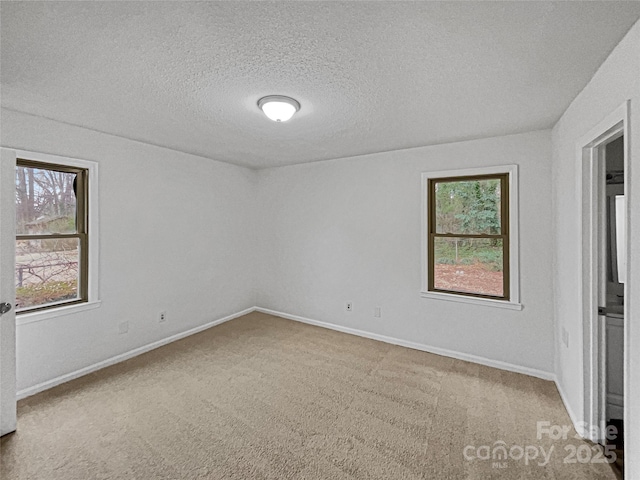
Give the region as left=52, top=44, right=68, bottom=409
left=15, top=159, right=89, bottom=313
left=428, top=173, right=509, bottom=300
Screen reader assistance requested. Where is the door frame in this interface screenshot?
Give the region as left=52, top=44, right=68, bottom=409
left=577, top=101, right=629, bottom=444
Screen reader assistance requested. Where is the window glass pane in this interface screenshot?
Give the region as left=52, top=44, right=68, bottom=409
left=433, top=237, right=504, bottom=297
left=15, top=238, right=79, bottom=311
left=15, top=165, right=77, bottom=235
left=434, top=178, right=501, bottom=234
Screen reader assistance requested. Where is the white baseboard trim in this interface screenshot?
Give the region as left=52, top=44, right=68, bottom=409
left=254, top=307, right=555, bottom=381
left=18, top=305, right=567, bottom=422
left=16, top=307, right=256, bottom=400
left=554, top=377, right=583, bottom=438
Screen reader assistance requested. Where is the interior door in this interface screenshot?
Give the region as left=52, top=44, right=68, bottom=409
left=0, top=148, right=17, bottom=436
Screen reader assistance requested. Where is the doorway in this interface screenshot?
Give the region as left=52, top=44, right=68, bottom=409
left=603, top=135, right=625, bottom=477
left=579, top=102, right=629, bottom=478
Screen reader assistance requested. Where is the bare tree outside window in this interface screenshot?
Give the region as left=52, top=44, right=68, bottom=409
left=15, top=160, right=88, bottom=312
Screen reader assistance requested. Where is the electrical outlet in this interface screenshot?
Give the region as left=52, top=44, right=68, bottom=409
left=374, top=306, right=381, bottom=318
left=346, top=302, right=353, bottom=312
left=159, top=311, right=167, bottom=323
left=118, top=321, right=129, bottom=334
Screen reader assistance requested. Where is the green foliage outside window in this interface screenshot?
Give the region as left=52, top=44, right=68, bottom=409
left=435, top=178, right=501, bottom=235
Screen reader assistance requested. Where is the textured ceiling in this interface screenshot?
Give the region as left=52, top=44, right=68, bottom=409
left=2, top=2, right=640, bottom=169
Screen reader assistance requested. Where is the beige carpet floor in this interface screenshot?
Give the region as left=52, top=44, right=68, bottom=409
left=1, top=312, right=618, bottom=479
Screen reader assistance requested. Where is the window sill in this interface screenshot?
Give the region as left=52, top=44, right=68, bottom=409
left=420, top=291, right=523, bottom=311
left=16, top=300, right=102, bottom=325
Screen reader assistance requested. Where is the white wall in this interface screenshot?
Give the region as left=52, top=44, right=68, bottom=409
left=256, top=130, right=554, bottom=376
left=1, top=112, right=555, bottom=395
left=0, top=109, right=257, bottom=394
left=551, top=19, right=639, bottom=478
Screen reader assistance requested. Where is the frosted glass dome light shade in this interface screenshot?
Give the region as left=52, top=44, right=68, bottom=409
left=258, top=95, right=300, bottom=122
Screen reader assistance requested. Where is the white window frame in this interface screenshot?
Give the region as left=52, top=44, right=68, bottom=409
left=421, top=164, right=522, bottom=310
left=15, top=150, right=100, bottom=324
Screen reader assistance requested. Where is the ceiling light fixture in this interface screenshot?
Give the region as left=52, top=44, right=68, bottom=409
left=258, top=95, right=300, bottom=122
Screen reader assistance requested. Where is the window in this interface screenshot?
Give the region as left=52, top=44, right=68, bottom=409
left=15, top=151, right=99, bottom=318
left=422, top=165, right=521, bottom=310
